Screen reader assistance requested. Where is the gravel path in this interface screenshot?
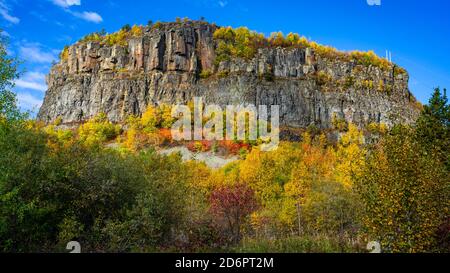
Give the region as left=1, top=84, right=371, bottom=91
left=158, top=146, right=239, bottom=169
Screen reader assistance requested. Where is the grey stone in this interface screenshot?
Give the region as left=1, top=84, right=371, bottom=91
left=38, top=21, right=420, bottom=129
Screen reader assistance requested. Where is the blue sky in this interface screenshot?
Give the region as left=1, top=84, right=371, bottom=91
left=1, top=0, right=449, bottom=114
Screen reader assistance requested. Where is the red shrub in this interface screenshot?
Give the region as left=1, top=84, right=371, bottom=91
left=219, top=140, right=239, bottom=154
left=210, top=183, right=258, bottom=243
left=200, top=140, right=212, bottom=152
left=218, top=140, right=251, bottom=155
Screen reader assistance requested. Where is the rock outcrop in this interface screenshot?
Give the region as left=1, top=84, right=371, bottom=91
left=38, top=21, right=420, bottom=128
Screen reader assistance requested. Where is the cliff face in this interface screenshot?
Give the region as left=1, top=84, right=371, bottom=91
left=38, top=21, right=420, bottom=128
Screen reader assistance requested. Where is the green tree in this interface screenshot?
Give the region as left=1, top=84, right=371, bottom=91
left=0, top=32, right=22, bottom=122
left=102, top=151, right=190, bottom=252
left=415, top=87, right=449, bottom=170
left=121, top=24, right=131, bottom=32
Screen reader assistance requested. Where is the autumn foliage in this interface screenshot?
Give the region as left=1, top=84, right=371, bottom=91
left=210, top=183, right=258, bottom=243
left=212, top=26, right=403, bottom=73
left=1, top=64, right=448, bottom=253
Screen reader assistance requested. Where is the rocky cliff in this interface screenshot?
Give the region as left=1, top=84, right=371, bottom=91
left=38, top=21, right=420, bottom=129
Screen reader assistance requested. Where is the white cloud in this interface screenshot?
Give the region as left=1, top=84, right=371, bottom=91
left=17, top=92, right=43, bottom=111
left=0, top=1, right=20, bottom=24
left=15, top=79, right=47, bottom=92
left=30, top=11, right=48, bottom=22
left=218, top=1, right=228, bottom=8
left=56, top=35, right=72, bottom=43
left=51, top=0, right=81, bottom=8
left=71, top=11, right=103, bottom=23
left=50, top=0, right=103, bottom=23
left=19, top=44, right=57, bottom=64
left=15, top=72, right=47, bottom=92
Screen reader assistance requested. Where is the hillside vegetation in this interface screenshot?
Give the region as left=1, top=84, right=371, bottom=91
left=2, top=92, right=448, bottom=252
left=213, top=26, right=404, bottom=73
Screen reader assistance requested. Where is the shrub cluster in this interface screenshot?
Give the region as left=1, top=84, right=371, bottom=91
left=77, top=113, right=121, bottom=146
left=213, top=26, right=404, bottom=74
left=122, top=104, right=175, bottom=151
left=79, top=24, right=144, bottom=47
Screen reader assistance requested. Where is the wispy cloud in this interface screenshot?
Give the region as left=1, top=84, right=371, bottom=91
left=19, top=44, right=57, bottom=64
left=56, top=35, right=72, bottom=43
left=69, top=10, right=103, bottom=23
left=51, top=0, right=80, bottom=8
left=17, top=92, right=43, bottom=111
left=218, top=1, right=228, bottom=8
left=0, top=0, right=20, bottom=24
left=29, top=11, right=48, bottom=22
left=50, top=0, right=103, bottom=23
left=15, top=72, right=47, bottom=92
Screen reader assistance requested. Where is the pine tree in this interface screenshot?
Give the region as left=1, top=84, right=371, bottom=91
left=415, top=87, right=449, bottom=170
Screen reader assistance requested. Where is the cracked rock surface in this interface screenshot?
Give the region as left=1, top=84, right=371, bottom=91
left=38, top=21, right=420, bottom=128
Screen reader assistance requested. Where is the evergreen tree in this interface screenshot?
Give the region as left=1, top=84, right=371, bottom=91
left=415, top=87, right=449, bottom=170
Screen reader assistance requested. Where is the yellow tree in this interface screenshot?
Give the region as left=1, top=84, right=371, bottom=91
left=77, top=113, right=121, bottom=146
left=239, top=143, right=301, bottom=235
left=334, top=123, right=366, bottom=188
left=282, top=133, right=337, bottom=233
left=141, top=105, right=161, bottom=132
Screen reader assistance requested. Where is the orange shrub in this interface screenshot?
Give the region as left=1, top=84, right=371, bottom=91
left=186, top=141, right=197, bottom=152
left=219, top=140, right=250, bottom=155
left=201, top=140, right=212, bottom=152
left=158, top=128, right=173, bottom=145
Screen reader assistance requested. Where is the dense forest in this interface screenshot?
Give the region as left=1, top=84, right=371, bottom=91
left=1, top=33, right=449, bottom=253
